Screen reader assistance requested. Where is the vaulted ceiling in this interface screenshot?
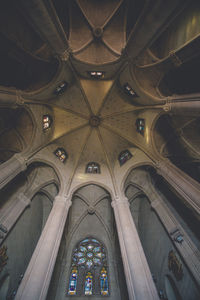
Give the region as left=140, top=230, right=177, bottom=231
left=0, top=0, right=200, bottom=194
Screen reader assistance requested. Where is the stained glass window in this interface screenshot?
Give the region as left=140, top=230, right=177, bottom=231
left=88, top=71, right=104, bottom=79
left=68, top=267, right=78, bottom=295
left=135, top=118, right=145, bottom=135
left=43, top=115, right=52, bottom=131
left=54, top=81, right=68, bottom=96
left=86, top=162, right=100, bottom=174
left=67, top=237, right=109, bottom=296
left=85, top=272, right=93, bottom=295
left=54, top=148, right=68, bottom=163
left=118, top=150, right=133, bottom=166
left=100, top=267, right=109, bottom=295
left=124, top=83, right=138, bottom=97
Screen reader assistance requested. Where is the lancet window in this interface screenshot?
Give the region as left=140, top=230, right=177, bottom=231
left=86, top=162, right=100, bottom=174
left=135, top=118, right=145, bottom=135
left=124, top=83, right=138, bottom=97
left=88, top=71, right=104, bottom=79
left=118, top=150, right=133, bottom=166
left=68, top=238, right=109, bottom=296
left=54, top=81, right=68, bottom=96
left=54, top=148, right=68, bottom=163
left=43, top=115, right=52, bottom=131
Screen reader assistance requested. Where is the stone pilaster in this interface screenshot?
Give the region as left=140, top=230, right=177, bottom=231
left=112, top=196, right=159, bottom=300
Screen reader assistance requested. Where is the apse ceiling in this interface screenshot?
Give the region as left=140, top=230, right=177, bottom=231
left=1, top=0, right=199, bottom=193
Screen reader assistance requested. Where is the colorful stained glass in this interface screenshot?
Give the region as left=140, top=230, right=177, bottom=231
left=82, top=239, right=89, bottom=243
left=92, top=239, right=100, bottom=244
left=86, top=260, right=93, bottom=268
left=75, top=252, right=85, bottom=258
left=78, top=258, right=86, bottom=264
left=93, top=246, right=101, bottom=253
left=68, top=238, right=109, bottom=296
left=80, top=246, right=87, bottom=252
left=87, top=252, right=93, bottom=258
left=87, top=244, right=94, bottom=250
left=93, top=258, right=101, bottom=264
left=118, top=150, right=132, bottom=166
left=85, top=272, right=93, bottom=295
left=100, top=268, right=109, bottom=295
left=95, top=252, right=105, bottom=258
left=68, top=267, right=78, bottom=295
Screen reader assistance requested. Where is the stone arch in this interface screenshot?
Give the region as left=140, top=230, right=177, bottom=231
left=47, top=184, right=128, bottom=300
left=0, top=107, right=34, bottom=163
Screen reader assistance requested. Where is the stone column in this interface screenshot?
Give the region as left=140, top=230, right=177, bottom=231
left=19, top=0, right=69, bottom=60
left=15, top=195, right=72, bottom=300
left=112, top=197, right=159, bottom=300
left=0, top=153, right=27, bottom=190
left=125, top=0, right=183, bottom=59
left=150, top=195, right=200, bottom=285
left=0, top=193, right=30, bottom=242
left=163, top=94, right=200, bottom=116
left=155, top=159, right=200, bottom=218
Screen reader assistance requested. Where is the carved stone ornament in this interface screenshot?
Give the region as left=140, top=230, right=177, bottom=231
left=168, top=250, right=183, bottom=281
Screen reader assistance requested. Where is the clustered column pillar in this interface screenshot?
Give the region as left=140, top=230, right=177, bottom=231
left=163, top=94, right=200, bottom=116
left=15, top=194, right=72, bottom=300
left=155, top=159, right=200, bottom=218
left=0, top=153, right=27, bottom=190
left=112, top=196, right=159, bottom=300
left=0, top=193, right=30, bottom=241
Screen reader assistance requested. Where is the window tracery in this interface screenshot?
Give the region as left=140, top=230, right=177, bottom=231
left=86, top=162, right=100, bottom=174
left=68, top=238, right=109, bottom=296
left=118, top=150, right=133, bottom=166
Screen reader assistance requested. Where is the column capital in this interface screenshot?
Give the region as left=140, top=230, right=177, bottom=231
left=54, top=195, right=72, bottom=207
left=154, top=158, right=170, bottom=173
left=151, top=199, right=161, bottom=209
left=111, top=196, right=129, bottom=208
left=163, top=97, right=173, bottom=112
left=18, top=193, right=31, bottom=206
left=14, top=153, right=28, bottom=171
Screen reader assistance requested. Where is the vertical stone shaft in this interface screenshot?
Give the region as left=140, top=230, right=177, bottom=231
left=19, top=0, right=69, bottom=59
left=112, top=197, right=159, bottom=300
left=155, top=160, right=200, bottom=217
left=0, top=154, right=27, bottom=190
left=15, top=195, right=71, bottom=300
